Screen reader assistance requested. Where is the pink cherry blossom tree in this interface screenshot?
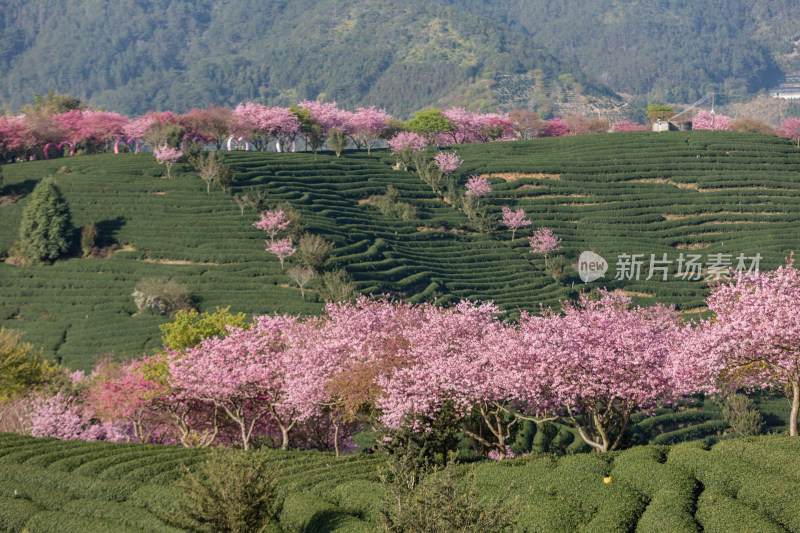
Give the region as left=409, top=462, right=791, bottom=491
left=692, top=109, right=732, bottom=131
left=465, top=175, right=492, bottom=198
left=253, top=209, right=291, bottom=243
left=500, top=206, right=531, bottom=240
left=122, top=115, right=157, bottom=153
left=529, top=227, right=562, bottom=267
left=267, top=238, right=296, bottom=269
left=529, top=291, right=686, bottom=452
left=388, top=131, right=427, bottom=170
left=232, top=103, right=300, bottom=152
left=347, top=106, right=391, bottom=153
left=688, top=256, right=800, bottom=436
left=388, top=131, right=427, bottom=153
left=433, top=152, right=462, bottom=174
left=0, top=115, right=37, bottom=161
left=153, top=144, right=182, bottom=178
left=541, top=118, right=572, bottom=137
left=777, top=117, right=800, bottom=147
left=168, top=315, right=300, bottom=450
left=84, top=360, right=167, bottom=443
left=26, top=392, right=109, bottom=441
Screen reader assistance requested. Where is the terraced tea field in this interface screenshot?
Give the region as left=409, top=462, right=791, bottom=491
left=2, top=431, right=800, bottom=532
left=1, top=130, right=800, bottom=366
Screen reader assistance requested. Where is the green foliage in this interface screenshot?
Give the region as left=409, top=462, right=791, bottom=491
left=158, top=306, right=249, bottom=351
left=721, top=393, right=765, bottom=437
left=144, top=123, right=185, bottom=151
left=297, top=233, right=333, bottom=271
left=159, top=449, right=282, bottom=533
left=379, top=459, right=517, bottom=533
left=646, top=104, right=674, bottom=122
left=406, top=109, right=455, bottom=142
left=411, top=151, right=444, bottom=194
left=194, top=151, right=234, bottom=193
left=26, top=89, right=86, bottom=114
left=546, top=254, right=567, bottom=282
left=17, top=177, right=74, bottom=264
left=80, top=223, right=98, bottom=258
left=0, top=327, right=60, bottom=402
left=370, top=186, right=419, bottom=221
left=132, top=278, right=193, bottom=316
left=314, top=269, right=356, bottom=303
left=328, top=129, right=348, bottom=157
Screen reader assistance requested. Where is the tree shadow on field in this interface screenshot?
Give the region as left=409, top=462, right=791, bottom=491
left=2, top=179, right=38, bottom=199
left=304, top=510, right=365, bottom=532
left=96, top=216, right=126, bottom=243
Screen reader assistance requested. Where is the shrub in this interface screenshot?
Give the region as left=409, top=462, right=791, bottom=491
left=159, top=449, right=282, bottom=533
left=730, top=118, right=775, bottom=135
left=80, top=223, right=98, bottom=258
left=379, top=460, right=517, bottom=533
left=194, top=151, right=234, bottom=193
left=370, top=186, right=419, bottom=221
left=298, top=233, right=333, bottom=271
left=328, top=129, right=348, bottom=157
left=546, top=255, right=567, bottom=282
left=315, top=269, right=356, bottom=303
left=721, top=394, right=765, bottom=437
left=17, top=176, right=74, bottom=264
left=132, top=278, right=193, bottom=316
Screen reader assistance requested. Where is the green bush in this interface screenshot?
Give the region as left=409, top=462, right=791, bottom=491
left=157, top=449, right=282, bottom=533
left=721, top=393, right=765, bottom=437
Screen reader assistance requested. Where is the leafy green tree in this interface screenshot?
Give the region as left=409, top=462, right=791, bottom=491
left=0, top=327, right=61, bottom=403
left=159, top=306, right=249, bottom=351
left=645, top=104, right=674, bottom=123
left=17, top=177, right=74, bottom=264
left=406, top=109, right=456, bottom=143
left=25, top=89, right=86, bottom=114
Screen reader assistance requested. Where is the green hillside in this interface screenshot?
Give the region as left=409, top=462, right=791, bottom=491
left=2, top=431, right=800, bottom=532
left=2, top=131, right=800, bottom=367
left=0, top=0, right=610, bottom=117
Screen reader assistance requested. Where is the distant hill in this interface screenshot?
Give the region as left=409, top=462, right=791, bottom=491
left=434, top=0, right=800, bottom=106
left=0, top=0, right=613, bottom=117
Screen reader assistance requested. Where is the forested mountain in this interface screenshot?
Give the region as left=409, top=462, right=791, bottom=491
left=434, top=0, right=800, bottom=105
left=0, top=0, right=612, bottom=117
left=1, top=0, right=797, bottom=116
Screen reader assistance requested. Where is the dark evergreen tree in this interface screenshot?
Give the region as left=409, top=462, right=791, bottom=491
left=18, top=177, right=74, bottom=263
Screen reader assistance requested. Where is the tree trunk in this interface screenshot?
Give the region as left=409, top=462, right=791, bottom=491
left=790, top=379, right=799, bottom=437
left=333, top=422, right=340, bottom=458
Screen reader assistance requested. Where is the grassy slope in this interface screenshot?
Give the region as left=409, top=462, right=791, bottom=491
left=2, top=131, right=800, bottom=367
left=1, top=432, right=799, bottom=532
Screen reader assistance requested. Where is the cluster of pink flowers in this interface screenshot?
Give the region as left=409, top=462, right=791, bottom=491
left=464, top=175, right=492, bottom=197
left=433, top=152, right=462, bottom=175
